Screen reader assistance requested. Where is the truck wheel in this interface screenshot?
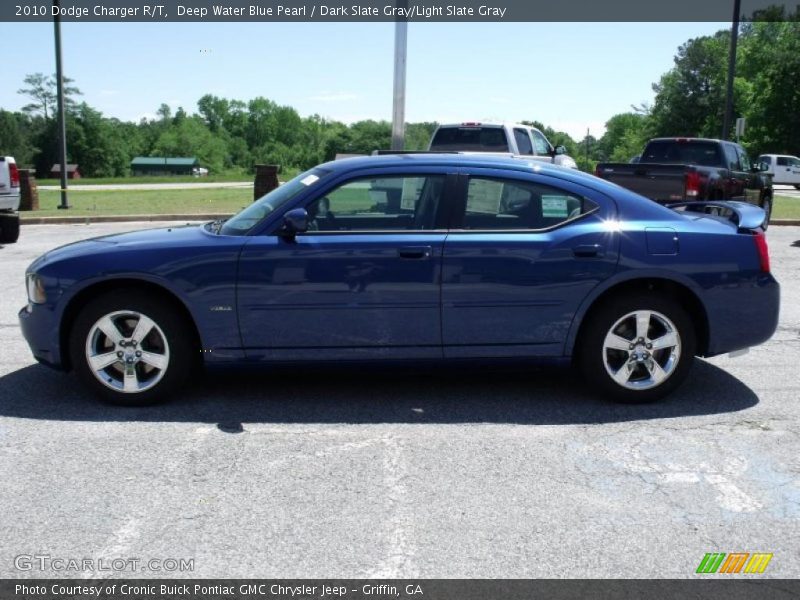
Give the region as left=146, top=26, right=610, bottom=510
left=578, top=294, right=696, bottom=403
left=0, top=214, right=20, bottom=244
left=761, top=197, right=772, bottom=231
left=69, top=289, right=196, bottom=406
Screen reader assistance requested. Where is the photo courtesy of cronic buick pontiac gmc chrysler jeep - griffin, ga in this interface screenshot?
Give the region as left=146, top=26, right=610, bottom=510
left=19, top=154, right=779, bottom=406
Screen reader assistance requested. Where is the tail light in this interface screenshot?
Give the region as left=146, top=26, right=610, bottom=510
left=9, top=162, right=19, bottom=188
left=685, top=170, right=701, bottom=197
left=754, top=231, right=770, bottom=273
left=594, top=166, right=602, bottom=178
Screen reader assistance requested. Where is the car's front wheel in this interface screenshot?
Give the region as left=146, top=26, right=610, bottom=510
left=69, top=290, right=195, bottom=405
left=578, top=294, right=696, bottom=403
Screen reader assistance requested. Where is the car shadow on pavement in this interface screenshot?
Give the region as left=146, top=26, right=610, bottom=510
left=0, top=358, right=758, bottom=427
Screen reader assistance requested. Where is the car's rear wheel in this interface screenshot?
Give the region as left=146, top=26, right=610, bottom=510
left=69, top=290, right=195, bottom=405
left=578, top=294, right=696, bottom=403
left=0, top=214, right=20, bottom=244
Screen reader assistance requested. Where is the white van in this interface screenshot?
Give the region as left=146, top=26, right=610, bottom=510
left=429, top=122, right=578, bottom=168
left=757, top=154, right=800, bottom=188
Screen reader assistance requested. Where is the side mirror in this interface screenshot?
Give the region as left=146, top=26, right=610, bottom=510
left=280, top=208, right=308, bottom=237
left=554, top=145, right=567, bottom=156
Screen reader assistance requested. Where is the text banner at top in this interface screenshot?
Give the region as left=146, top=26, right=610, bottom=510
left=3, top=0, right=800, bottom=22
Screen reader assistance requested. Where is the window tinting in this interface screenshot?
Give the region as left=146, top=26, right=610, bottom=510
left=777, top=156, right=788, bottom=166
left=643, top=141, right=724, bottom=167
left=759, top=155, right=772, bottom=166
left=723, top=144, right=740, bottom=170
left=305, top=175, right=445, bottom=232
left=461, top=178, right=596, bottom=230
left=430, top=127, right=510, bottom=152
left=514, top=129, right=534, bottom=155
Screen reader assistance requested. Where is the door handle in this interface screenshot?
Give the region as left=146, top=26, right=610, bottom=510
left=572, top=244, right=603, bottom=258
left=398, top=246, right=431, bottom=259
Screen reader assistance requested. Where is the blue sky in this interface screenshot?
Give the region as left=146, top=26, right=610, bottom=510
left=0, top=21, right=727, bottom=139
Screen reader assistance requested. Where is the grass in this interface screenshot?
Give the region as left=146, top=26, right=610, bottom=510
left=35, top=167, right=302, bottom=186
left=35, top=172, right=253, bottom=186
left=773, top=195, right=800, bottom=219
left=23, top=188, right=253, bottom=218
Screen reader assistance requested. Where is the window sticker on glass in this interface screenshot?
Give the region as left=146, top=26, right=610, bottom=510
left=468, top=180, right=504, bottom=213
left=541, top=195, right=570, bottom=218
left=300, top=174, right=320, bottom=186
left=401, top=178, right=423, bottom=211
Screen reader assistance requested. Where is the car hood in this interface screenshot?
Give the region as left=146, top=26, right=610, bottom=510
left=29, top=224, right=211, bottom=270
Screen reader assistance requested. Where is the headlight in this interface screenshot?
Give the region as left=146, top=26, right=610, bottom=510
left=26, top=273, right=46, bottom=304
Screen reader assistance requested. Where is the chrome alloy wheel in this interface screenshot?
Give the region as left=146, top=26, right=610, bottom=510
left=85, top=310, right=170, bottom=394
left=602, top=310, right=681, bottom=390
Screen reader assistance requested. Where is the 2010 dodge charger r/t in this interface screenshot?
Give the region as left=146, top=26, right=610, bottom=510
left=19, top=154, right=779, bottom=405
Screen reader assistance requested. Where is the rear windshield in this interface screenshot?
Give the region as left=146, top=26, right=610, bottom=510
left=430, top=127, right=510, bottom=152
left=641, top=140, right=723, bottom=167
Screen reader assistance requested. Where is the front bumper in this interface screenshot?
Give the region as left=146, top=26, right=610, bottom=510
left=18, top=304, right=65, bottom=370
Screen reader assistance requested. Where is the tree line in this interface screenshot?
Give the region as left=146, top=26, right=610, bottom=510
left=0, top=18, right=797, bottom=178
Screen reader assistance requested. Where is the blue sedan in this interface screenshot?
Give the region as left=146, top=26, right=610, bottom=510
left=19, top=154, right=779, bottom=405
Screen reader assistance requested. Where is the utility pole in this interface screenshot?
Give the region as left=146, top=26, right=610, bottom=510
left=585, top=127, right=590, bottom=170
left=53, top=0, right=69, bottom=208
left=391, top=0, right=408, bottom=151
left=722, top=0, right=741, bottom=140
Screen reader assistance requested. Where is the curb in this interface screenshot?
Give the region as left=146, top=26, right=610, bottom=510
left=20, top=214, right=229, bottom=225
left=18, top=215, right=800, bottom=227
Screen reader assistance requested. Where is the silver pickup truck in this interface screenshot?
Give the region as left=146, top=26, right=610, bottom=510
left=0, top=156, right=21, bottom=243
left=428, top=122, right=578, bottom=168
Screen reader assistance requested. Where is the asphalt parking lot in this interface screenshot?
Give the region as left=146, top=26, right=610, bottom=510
left=0, top=221, right=799, bottom=579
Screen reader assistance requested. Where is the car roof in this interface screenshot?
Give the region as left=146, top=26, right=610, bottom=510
left=436, top=122, right=539, bottom=130
left=318, top=153, right=610, bottom=190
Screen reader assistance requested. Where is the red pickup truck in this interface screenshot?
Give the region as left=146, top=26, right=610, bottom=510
left=595, top=138, right=773, bottom=228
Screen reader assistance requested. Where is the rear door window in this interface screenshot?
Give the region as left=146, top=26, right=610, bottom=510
left=458, top=177, right=596, bottom=230
left=513, top=129, right=534, bottom=155
left=430, top=127, right=510, bottom=152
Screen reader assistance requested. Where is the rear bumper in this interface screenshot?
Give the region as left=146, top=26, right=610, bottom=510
left=18, top=304, right=65, bottom=370
left=0, top=193, right=20, bottom=212
left=703, top=275, right=780, bottom=357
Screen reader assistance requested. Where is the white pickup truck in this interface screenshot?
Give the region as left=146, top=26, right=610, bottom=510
left=428, top=122, right=578, bottom=168
left=0, top=156, right=21, bottom=243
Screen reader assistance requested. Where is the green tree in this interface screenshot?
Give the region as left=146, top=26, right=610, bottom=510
left=17, top=72, right=82, bottom=120
left=649, top=32, right=730, bottom=138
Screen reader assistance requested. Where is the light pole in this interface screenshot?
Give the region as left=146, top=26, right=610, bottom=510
left=53, top=0, right=69, bottom=208
left=391, top=1, right=408, bottom=151
left=722, top=0, right=741, bottom=140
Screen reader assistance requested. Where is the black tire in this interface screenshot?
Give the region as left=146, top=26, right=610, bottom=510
left=761, top=197, right=772, bottom=231
left=68, top=289, right=196, bottom=406
left=577, top=293, right=696, bottom=403
left=0, top=214, right=20, bottom=244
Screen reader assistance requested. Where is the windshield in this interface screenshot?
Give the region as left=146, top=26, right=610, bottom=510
left=430, top=126, right=510, bottom=152
left=219, top=167, right=330, bottom=235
